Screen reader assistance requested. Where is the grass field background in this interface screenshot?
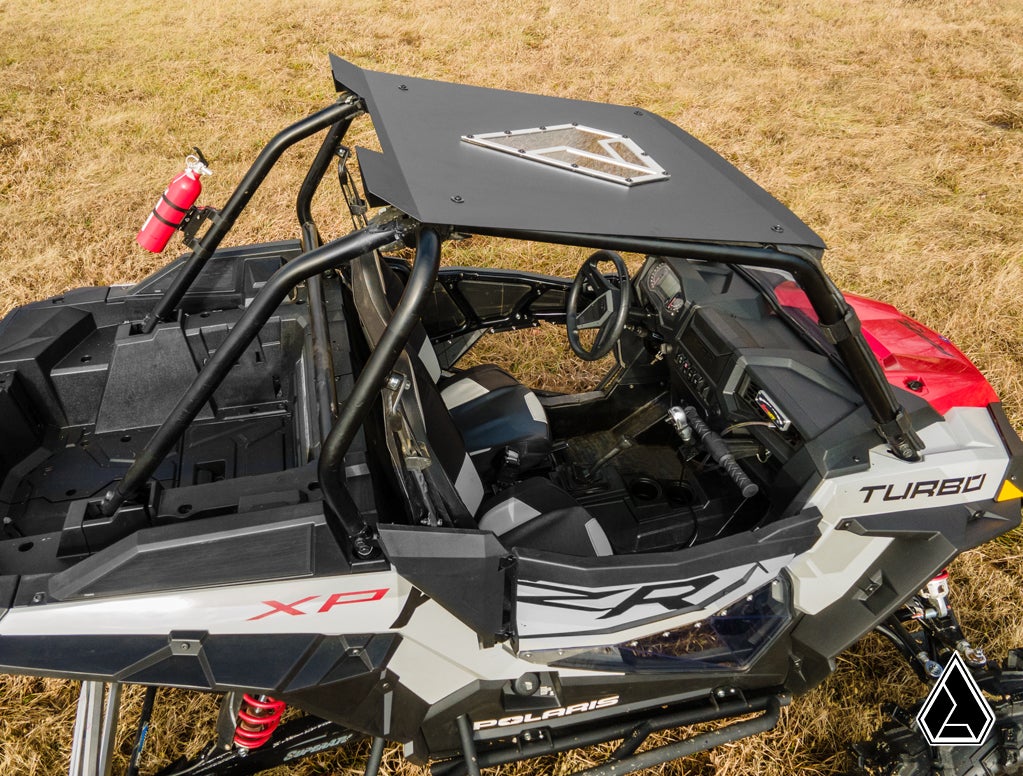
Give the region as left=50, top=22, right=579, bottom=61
left=2, top=0, right=1023, bottom=773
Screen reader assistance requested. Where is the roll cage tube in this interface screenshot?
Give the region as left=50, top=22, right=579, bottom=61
left=296, top=117, right=356, bottom=442
left=100, top=221, right=406, bottom=518
left=140, top=98, right=364, bottom=333
left=318, top=228, right=441, bottom=557
left=467, top=227, right=923, bottom=460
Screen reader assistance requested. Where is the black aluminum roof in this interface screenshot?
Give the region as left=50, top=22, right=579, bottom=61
left=331, top=56, right=825, bottom=251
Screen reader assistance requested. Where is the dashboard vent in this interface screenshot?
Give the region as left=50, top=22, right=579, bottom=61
left=740, top=377, right=761, bottom=408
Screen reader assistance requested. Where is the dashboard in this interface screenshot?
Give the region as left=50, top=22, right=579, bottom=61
left=634, top=256, right=862, bottom=448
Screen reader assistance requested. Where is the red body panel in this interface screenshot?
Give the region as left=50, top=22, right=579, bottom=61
left=774, top=282, right=997, bottom=415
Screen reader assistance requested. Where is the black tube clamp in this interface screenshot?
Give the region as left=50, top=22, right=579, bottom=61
left=878, top=408, right=924, bottom=461
left=819, top=307, right=862, bottom=345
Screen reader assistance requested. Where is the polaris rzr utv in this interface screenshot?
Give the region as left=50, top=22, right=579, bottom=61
left=1, top=56, right=1022, bottom=776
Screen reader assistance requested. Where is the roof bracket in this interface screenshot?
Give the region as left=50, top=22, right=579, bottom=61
left=878, top=408, right=924, bottom=462
left=819, top=307, right=862, bottom=345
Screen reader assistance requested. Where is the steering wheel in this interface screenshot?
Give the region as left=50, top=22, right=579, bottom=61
left=566, top=250, right=631, bottom=361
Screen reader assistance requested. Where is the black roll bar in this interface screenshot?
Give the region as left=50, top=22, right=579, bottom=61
left=100, top=222, right=403, bottom=518
left=467, top=227, right=923, bottom=460
left=296, top=117, right=355, bottom=442
left=318, top=228, right=441, bottom=556
left=140, top=99, right=363, bottom=333
left=296, top=114, right=354, bottom=234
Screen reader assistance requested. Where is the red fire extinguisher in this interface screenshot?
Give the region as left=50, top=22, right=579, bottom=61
left=136, top=150, right=212, bottom=253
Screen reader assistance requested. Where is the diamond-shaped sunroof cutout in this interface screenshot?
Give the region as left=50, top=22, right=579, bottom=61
left=461, top=124, right=669, bottom=186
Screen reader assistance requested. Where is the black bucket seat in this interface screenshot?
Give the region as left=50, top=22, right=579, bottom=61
left=377, top=260, right=551, bottom=482
left=348, top=254, right=611, bottom=558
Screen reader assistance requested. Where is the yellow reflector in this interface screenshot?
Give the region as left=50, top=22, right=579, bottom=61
left=996, top=479, right=1023, bottom=502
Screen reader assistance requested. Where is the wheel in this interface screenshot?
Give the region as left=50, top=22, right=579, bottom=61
left=848, top=701, right=1023, bottom=776
left=565, top=249, right=631, bottom=361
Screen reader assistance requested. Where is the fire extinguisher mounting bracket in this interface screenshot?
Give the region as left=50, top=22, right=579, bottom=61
left=181, top=206, right=220, bottom=249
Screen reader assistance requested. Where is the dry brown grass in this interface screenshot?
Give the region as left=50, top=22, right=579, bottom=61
left=2, top=0, right=1023, bottom=773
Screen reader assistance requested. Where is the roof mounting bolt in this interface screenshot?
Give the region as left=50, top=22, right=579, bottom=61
left=625, top=177, right=633, bottom=183
left=634, top=110, right=643, bottom=116
left=466, top=134, right=474, bottom=139
left=398, top=84, right=408, bottom=91
left=517, top=148, right=526, bottom=153
left=31, top=592, right=44, bottom=604
left=771, top=225, right=785, bottom=233
left=539, top=125, right=546, bottom=130
left=571, top=163, right=579, bottom=168
left=571, top=122, right=579, bottom=127
left=450, top=195, right=464, bottom=203
left=503, top=130, right=512, bottom=135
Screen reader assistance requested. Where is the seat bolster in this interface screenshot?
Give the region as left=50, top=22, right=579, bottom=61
left=478, top=477, right=579, bottom=519
left=500, top=508, right=612, bottom=557
left=478, top=478, right=612, bottom=557
left=438, top=363, right=521, bottom=395
left=440, top=377, right=491, bottom=410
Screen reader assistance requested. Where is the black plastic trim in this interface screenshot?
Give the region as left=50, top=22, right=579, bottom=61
left=378, top=525, right=509, bottom=645
left=513, top=509, right=820, bottom=588
left=0, top=631, right=399, bottom=709
left=47, top=503, right=349, bottom=601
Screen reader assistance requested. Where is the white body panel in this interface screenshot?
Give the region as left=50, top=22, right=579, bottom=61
left=790, top=406, right=1007, bottom=614
left=515, top=555, right=792, bottom=651
left=0, top=409, right=1008, bottom=713
left=388, top=598, right=600, bottom=705
left=0, top=571, right=406, bottom=636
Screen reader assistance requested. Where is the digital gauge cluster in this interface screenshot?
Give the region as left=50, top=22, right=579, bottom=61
left=646, top=262, right=685, bottom=317
left=641, top=259, right=717, bottom=407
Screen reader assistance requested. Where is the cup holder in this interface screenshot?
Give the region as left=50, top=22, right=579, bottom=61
left=666, top=483, right=694, bottom=506
left=629, top=478, right=662, bottom=502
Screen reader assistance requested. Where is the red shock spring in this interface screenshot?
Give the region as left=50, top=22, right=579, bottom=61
left=233, top=694, right=286, bottom=749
